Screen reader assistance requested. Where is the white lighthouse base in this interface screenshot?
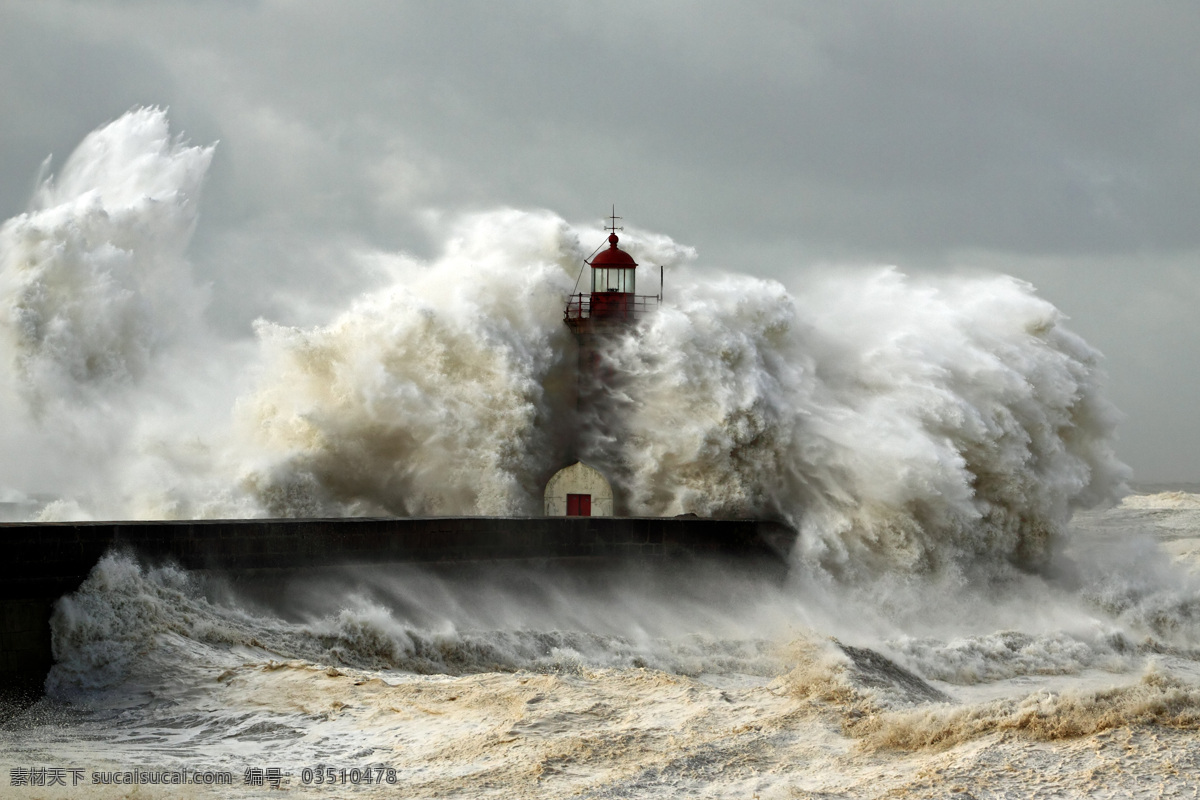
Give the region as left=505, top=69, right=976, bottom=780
left=544, top=461, right=614, bottom=517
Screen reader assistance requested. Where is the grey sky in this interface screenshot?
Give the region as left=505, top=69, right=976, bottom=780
left=3, top=0, right=1199, bottom=481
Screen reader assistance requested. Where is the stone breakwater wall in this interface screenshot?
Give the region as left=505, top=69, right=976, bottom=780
left=0, top=516, right=795, bottom=698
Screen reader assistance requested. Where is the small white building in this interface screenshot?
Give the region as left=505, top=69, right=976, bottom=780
left=544, top=461, right=613, bottom=517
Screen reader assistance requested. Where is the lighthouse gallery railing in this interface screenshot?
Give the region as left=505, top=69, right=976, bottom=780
left=564, top=293, right=660, bottom=330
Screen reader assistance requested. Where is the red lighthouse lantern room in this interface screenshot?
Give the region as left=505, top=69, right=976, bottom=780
left=588, top=232, right=637, bottom=320
left=565, top=208, right=659, bottom=333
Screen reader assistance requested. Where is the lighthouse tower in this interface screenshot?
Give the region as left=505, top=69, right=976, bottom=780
left=547, top=209, right=660, bottom=517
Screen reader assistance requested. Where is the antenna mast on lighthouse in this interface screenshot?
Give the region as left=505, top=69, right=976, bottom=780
left=605, top=205, right=622, bottom=236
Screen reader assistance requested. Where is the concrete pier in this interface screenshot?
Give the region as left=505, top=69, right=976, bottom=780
left=1, top=516, right=794, bottom=698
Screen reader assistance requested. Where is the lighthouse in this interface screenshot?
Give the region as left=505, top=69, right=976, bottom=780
left=563, top=208, right=660, bottom=388
left=547, top=209, right=661, bottom=517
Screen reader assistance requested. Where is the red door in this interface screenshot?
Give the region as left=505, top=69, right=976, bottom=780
left=566, top=494, right=591, bottom=516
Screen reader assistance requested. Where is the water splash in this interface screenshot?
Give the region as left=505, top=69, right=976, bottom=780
left=587, top=268, right=1127, bottom=576
left=0, top=109, right=1128, bottom=578
left=0, top=107, right=211, bottom=409
left=234, top=210, right=582, bottom=517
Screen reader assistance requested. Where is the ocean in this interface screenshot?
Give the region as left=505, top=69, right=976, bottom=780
left=1, top=109, right=1197, bottom=798
left=2, top=491, right=1199, bottom=798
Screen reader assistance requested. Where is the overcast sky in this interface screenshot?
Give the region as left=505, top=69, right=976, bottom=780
left=3, top=0, right=1199, bottom=482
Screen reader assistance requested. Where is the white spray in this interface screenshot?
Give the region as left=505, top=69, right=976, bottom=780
left=0, top=107, right=210, bottom=409
left=587, top=267, right=1127, bottom=577
left=0, top=109, right=1128, bottom=579
left=232, top=210, right=582, bottom=517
